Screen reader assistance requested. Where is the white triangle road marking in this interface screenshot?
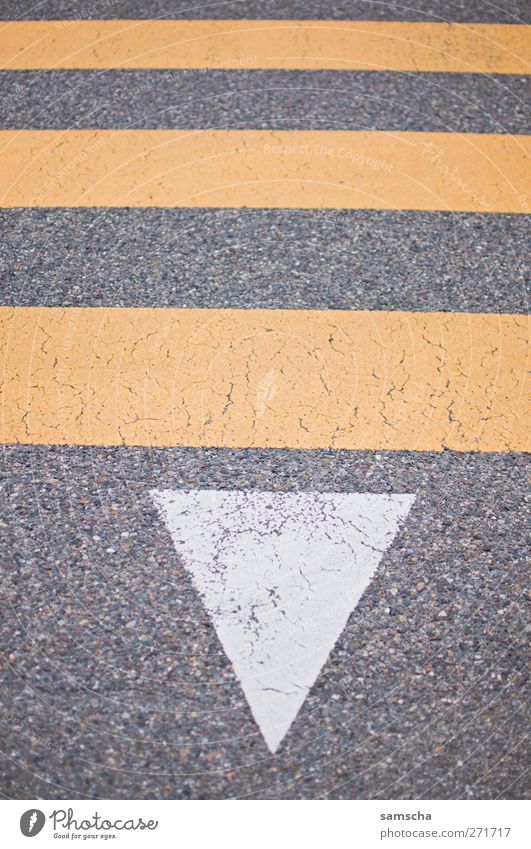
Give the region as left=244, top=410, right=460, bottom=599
left=151, top=489, right=415, bottom=753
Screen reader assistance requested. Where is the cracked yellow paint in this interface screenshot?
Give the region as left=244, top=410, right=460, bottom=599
left=0, top=20, right=529, bottom=73
left=0, top=130, right=528, bottom=212
left=0, top=307, right=528, bottom=452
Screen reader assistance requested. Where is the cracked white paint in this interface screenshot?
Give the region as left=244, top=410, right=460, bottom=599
left=152, top=489, right=415, bottom=752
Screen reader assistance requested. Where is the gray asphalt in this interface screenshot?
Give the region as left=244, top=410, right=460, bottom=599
left=1, top=210, right=528, bottom=313
left=2, top=71, right=528, bottom=134
left=1, top=0, right=529, bottom=22
left=0, top=447, right=528, bottom=799
left=0, top=0, right=529, bottom=803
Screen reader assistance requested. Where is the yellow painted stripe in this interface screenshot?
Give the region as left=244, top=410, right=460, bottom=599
left=1, top=130, right=528, bottom=212
left=0, top=20, right=529, bottom=73
left=1, top=307, right=528, bottom=452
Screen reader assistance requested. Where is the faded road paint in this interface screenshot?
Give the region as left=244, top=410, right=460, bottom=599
left=152, top=488, right=415, bottom=752
left=1, top=307, right=528, bottom=452
left=1, top=20, right=529, bottom=73
left=0, top=130, right=528, bottom=212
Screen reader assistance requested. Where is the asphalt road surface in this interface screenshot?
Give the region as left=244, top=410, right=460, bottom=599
left=0, top=1, right=529, bottom=800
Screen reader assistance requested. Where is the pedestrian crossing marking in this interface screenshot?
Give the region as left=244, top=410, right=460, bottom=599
left=152, top=488, right=415, bottom=752
left=0, top=3, right=529, bottom=795
left=1, top=306, right=527, bottom=452
left=1, top=20, right=529, bottom=73
left=0, top=130, right=528, bottom=212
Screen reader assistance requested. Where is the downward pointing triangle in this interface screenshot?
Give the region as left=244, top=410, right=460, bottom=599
left=152, top=489, right=415, bottom=752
